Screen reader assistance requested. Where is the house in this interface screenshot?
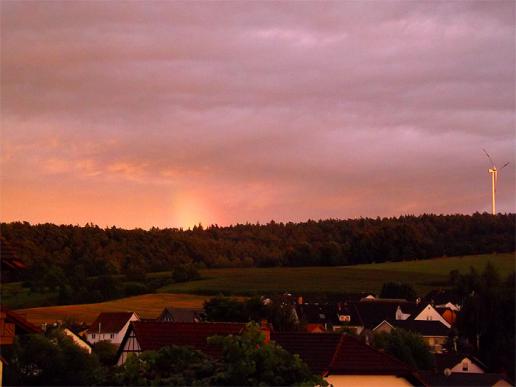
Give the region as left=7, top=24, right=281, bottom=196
left=271, top=331, right=422, bottom=386
left=0, top=309, right=42, bottom=386
left=295, top=301, right=364, bottom=334
left=435, top=306, right=458, bottom=325
left=63, top=328, right=92, bottom=354
left=373, top=319, right=450, bottom=353
left=0, top=238, right=27, bottom=282
left=157, top=307, right=203, bottom=322
left=423, top=289, right=462, bottom=311
left=116, top=321, right=246, bottom=365
left=349, top=299, right=418, bottom=332
left=410, top=303, right=451, bottom=328
left=86, top=312, right=139, bottom=346
left=434, top=353, right=487, bottom=374
left=417, top=371, right=512, bottom=386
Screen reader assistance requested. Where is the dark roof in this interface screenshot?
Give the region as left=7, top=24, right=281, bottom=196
left=296, top=302, right=363, bottom=326
left=271, top=332, right=342, bottom=374
left=88, top=312, right=136, bottom=333
left=418, top=371, right=512, bottom=386
left=434, top=353, right=487, bottom=373
left=271, top=332, right=412, bottom=376
left=351, top=300, right=417, bottom=329
left=158, top=307, right=203, bottom=322
left=389, top=320, right=450, bottom=337
left=1, top=308, right=42, bottom=334
left=330, top=334, right=412, bottom=375
left=423, top=289, right=462, bottom=306
left=0, top=237, right=27, bottom=270
left=128, top=321, right=246, bottom=358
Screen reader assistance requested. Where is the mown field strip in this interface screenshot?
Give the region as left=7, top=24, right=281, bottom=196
left=15, top=293, right=209, bottom=325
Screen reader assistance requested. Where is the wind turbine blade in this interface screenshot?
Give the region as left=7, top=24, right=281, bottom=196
left=501, top=162, right=510, bottom=170
left=482, top=149, right=496, bottom=167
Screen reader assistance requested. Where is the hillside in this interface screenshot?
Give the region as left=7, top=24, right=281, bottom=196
left=157, top=252, right=514, bottom=296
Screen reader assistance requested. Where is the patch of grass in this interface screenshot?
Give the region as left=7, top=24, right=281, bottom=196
left=5, top=252, right=514, bottom=316
left=1, top=282, right=57, bottom=309
left=157, top=252, right=515, bottom=296
left=14, top=293, right=209, bottom=325
left=157, top=267, right=445, bottom=296
left=349, top=252, right=515, bottom=275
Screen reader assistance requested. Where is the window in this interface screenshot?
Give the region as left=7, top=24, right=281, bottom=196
left=462, top=361, right=469, bottom=371
left=92, top=334, right=96, bottom=339
left=426, top=316, right=432, bottom=320
left=110, top=334, right=115, bottom=339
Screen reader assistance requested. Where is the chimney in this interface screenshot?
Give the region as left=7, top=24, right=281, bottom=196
left=260, top=319, right=271, bottom=344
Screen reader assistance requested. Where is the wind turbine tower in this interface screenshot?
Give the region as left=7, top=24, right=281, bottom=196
left=482, top=149, right=509, bottom=215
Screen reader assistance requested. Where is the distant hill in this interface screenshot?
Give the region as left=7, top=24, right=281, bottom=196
left=1, top=213, right=514, bottom=278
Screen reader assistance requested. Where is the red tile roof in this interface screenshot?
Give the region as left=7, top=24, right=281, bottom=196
left=271, top=332, right=342, bottom=374
left=88, top=312, right=136, bottom=334
left=129, top=321, right=246, bottom=358
left=329, top=334, right=411, bottom=375
left=271, top=332, right=411, bottom=376
left=0, top=308, right=42, bottom=335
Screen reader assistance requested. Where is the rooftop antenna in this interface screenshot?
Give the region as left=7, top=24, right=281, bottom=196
left=482, top=149, right=509, bottom=215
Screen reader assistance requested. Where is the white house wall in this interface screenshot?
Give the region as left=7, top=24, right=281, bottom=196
left=114, top=313, right=140, bottom=345
left=450, top=358, right=485, bottom=374
left=325, top=375, right=414, bottom=387
left=117, top=332, right=142, bottom=366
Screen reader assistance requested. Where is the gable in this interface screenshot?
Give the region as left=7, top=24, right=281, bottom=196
left=372, top=320, right=394, bottom=334
left=413, top=304, right=451, bottom=328
left=117, top=327, right=142, bottom=365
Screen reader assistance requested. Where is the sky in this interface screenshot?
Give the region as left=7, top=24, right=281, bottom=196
left=1, top=1, right=515, bottom=229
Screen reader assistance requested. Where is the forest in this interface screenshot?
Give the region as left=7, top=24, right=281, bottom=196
left=1, top=213, right=514, bottom=279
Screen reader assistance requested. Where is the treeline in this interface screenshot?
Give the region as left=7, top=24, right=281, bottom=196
left=1, top=213, right=514, bottom=278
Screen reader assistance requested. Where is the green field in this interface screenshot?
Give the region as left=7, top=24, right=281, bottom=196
left=349, top=253, right=515, bottom=275
left=158, top=252, right=515, bottom=296
left=5, top=252, right=514, bottom=315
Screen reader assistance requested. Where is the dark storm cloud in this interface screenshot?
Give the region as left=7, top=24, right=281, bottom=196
left=1, top=0, right=514, bottom=228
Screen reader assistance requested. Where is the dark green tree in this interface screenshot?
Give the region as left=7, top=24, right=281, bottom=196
left=172, top=264, right=200, bottom=283
left=379, top=282, right=417, bottom=301
left=208, top=323, right=326, bottom=386
left=112, top=345, right=217, bottom=386
left=374, top=328, right=434, bottom=370
left=93, top=340, right=118, bottom=366
left=203, top=296, right=247, bottom=322
left=4, top=332, right=103, bottom=386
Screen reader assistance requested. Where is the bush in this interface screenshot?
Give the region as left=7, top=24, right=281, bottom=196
left=93, top=340, right=118, bottom=366
left=123, top=282, right=148, bottom=296
left=171, top=264, right=200, bottom=283
left=380, top=282, right=417, bottom=301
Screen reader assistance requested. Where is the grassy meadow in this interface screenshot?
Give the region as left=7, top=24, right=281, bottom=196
left=8, top=252, right=515, bottom=324
left=158, top=252, right=514, bottom=296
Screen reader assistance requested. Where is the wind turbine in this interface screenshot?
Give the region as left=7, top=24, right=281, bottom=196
left=482, top=149, right=509, bottom=215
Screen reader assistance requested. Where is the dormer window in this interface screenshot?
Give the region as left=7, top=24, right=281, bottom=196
left=462, top=360, right=469, bottom=371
